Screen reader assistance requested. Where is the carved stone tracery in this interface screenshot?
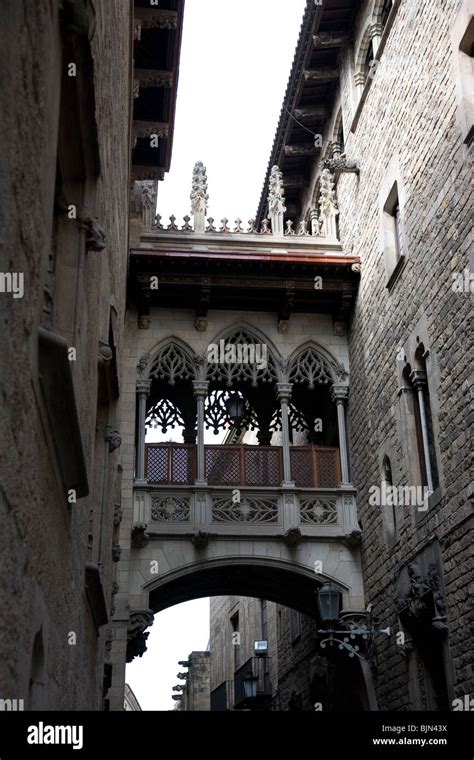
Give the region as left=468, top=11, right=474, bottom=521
left=288, top=347, right=334, bottom=389
left=212, top=495, right=278, bottom=523
left=149, top=344, right=197, bottom=385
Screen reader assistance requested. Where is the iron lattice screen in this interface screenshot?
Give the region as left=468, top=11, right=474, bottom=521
left=171, top=447, right=194, bottom=484
left=146, top=446, right=168, bottom=484
left=317, top=448, right=339, bottom=488
left=206, top=447, right=240, bottom=485
left=290, top=449, right=313, bottom=487
left=244, top=448, right=281, bottom=487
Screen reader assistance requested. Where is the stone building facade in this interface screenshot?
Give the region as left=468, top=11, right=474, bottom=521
left=173, top=651, right=210, bottom=711
left=0, top=0, right=184, bottom=711
left=211, top=0, right=473, bottom=712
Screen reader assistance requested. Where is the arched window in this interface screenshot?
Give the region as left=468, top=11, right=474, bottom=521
left=404, top=348, right=439, bottom=494
left=382, top=455, right=397, bottom=541
left=380, top=0, right=393, bottom=28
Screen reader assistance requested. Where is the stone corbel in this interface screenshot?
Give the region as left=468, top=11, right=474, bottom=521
left=195, top=277, right=211, bottom=332
left=79, top=217, right=106, bottom=252
left=126, top=610, right=154, bottom=663
left=333, top=291, right=353, bottom=337
left=137, top=275, right=152, bottom=329
left=104, top=426, right=122, bottom=453
left=282, top=527, right=302, bottom=547
left=191, top=531, right=213, bottom=549
left=278, top=281, right=295, bottom=334
left=131, top=522, right=150, bottom=549
left=321, top=155, right=360, bottom=178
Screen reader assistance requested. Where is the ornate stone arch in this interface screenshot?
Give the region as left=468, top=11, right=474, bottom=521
left=137, top=337, right=199, bottom=385
left=286, top=342, right=348, bottom=388
left=373, top=0, right=394, bottom=26
left=205, top=323, right=282, bottom=386
left=354, top=22, right=374, bottom=84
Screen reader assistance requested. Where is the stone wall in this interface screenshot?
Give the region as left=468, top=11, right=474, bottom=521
left=0, top=0, right=131, bottom=709
left=182, top=652, right=210, bottom=711
left=300, top=0, right=473, bottom=709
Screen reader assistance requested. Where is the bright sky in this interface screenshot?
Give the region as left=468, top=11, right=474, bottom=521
left=126, top=0, right=306, bottom=711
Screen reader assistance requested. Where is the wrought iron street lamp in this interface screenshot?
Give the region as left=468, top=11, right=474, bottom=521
left=317, top=583, right=342, bottom=622
left=225, top=393, right=245, bottom=428
left=316, top=584, right=391, bottom=660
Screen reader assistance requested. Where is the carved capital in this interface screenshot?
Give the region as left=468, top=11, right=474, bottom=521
left=137, top=380, right=152, bottom=397
left=192, top=380, right=209, bottom=398
left=410, top=369, right=427, bottom=390
left=80, top=217, right=106, bottom=252
left=111, top=542, right=122, bottom=562
left=276, top=382, right=293, bottom=401
left=331, top=385, right=349, bottom=404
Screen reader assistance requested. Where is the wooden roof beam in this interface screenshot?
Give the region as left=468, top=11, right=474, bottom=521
left=284, top=144, right=319, bottom=157
left=313, top=31, right=350, bottom=48
left=283, top=175, right=307, bottom=188
left=293, top=106, right=327, bottom=122
left=303, top=69, right=339, bottom=82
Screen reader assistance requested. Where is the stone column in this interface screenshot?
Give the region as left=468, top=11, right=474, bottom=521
left=136, top=381, right=151, bottom=483
left=193, top=381, right=209, bottom=485
left=277, top=383, right=295, bottom=487
left=331, top=385, right=351, bottom=485
left=410, top=370, right=434, bottom=493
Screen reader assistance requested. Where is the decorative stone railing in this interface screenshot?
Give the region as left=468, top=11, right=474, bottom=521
left=132, top=161, right=340, bottom=240
left=132, top=484, right=360, bottom=541
left=151, top=214, right=330, bottom=238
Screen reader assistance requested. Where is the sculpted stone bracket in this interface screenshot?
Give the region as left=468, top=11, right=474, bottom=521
left=321, top=155, right=360, bottom=178
left=395, top=562, right=448, bottom=636
left=131, top=522, right=150, bottom=549
left=195, top=277, right=211, bottom=332
left=278, top=281, right=295, bottom=334
left=126, top=610, right=154, bottom=663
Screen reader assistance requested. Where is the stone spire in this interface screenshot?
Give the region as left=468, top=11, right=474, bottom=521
left=268, top=165, right=286, bottom=237
left=319, top=168, right=339, bottom=238
left=190, top=161, right=209, bottom=233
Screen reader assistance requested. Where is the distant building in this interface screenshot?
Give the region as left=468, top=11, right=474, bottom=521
left=173, top=653, right=210, bottom=711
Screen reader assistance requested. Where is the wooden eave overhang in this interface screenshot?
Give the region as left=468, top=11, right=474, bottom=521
left=129, top=234, right=360, bottom=322
left=132, top=0, right=185, bottom=180
left=256, top=0, right=358, bottom=225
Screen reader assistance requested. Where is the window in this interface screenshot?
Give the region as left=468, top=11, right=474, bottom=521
left=383, top=181, right=406, bottom=285
left=403, top=350, right=439, bottom=494
left=380, top=0, right=394, bottom=29
left=363, top=41, right=375, bottom=84
left=382, top=455, right=398, bottom=541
